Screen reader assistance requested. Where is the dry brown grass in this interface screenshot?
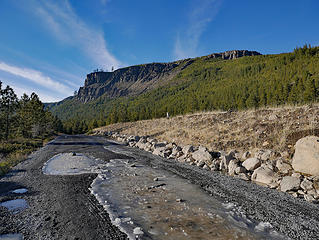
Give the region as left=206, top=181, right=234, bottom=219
left=95, top=104, right=319, bottom=159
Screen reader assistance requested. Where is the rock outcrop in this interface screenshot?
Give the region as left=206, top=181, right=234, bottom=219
left=205, top=50, right=261, bottom=60
left=77, top=62, right=181, bottom=102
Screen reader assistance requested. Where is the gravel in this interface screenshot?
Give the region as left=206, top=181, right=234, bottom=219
left=1, top=135, right=319, bottom=239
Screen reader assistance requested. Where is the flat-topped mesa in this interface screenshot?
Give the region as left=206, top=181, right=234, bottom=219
left=205, top=50, right=262, bottom=60
left=76, top=50, right=262, bottom=103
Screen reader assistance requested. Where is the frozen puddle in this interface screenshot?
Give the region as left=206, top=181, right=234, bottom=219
left=90, top=158, right=287, bottom=240
left=11, top=189, right=28, bottom=194
left=0, top=199, right=28, bottom=213
left=42, top=153, right=105, bottom=175
left=43, top=151, right=287, bottom=239
left=0, top=234, right=23, bottom=240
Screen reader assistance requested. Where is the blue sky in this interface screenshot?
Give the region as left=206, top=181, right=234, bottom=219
left=0, top=0, right=318, bottom=102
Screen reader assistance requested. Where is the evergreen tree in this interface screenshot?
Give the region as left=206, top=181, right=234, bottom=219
left=0, top=84, right=19, bottom=140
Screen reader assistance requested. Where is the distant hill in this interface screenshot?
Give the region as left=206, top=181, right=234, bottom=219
left=48, top=46, right=319, bottom=131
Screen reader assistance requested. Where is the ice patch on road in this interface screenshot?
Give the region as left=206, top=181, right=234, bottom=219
left=42, top=153, right=105, bottom=175
left=0, top=199, right=28, bottom=213
left=90, top=157, right=288, bottom=240
left=0, top=233, right=23, bottom=240
left=11, top=189, right=28, bottom=194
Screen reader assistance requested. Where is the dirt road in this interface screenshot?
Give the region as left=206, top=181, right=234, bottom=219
left=1, top=135, right=319, bottom=239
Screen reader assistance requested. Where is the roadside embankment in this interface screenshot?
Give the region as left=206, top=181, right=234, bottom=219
left=93, top=104, right=319, bottom=204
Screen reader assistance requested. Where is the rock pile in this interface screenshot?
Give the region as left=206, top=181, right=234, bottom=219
left=97, top=131, right=319, bottom=204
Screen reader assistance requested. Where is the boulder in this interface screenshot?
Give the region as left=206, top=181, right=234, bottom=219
left=242, top=158, right=261, bottom=171
left=251, top=165, right=278, bottom=185
left=219, top=153, right=235, bottom=171
left=280, top=176, right=301, bottom=192
left=228, top=160, right=239, bottom=176
left=292, top=136, right=319, bottom=175
left=191, top=150, right=213, bottom=163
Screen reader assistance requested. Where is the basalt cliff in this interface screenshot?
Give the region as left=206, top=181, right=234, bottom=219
left=76, top=50, right=261, bottom=103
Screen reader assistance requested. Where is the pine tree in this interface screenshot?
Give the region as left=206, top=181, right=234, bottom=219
left=0, top=85, right=19, bottom=140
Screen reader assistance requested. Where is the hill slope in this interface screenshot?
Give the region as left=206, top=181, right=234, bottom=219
left=49, top=46, right=319, bottom=131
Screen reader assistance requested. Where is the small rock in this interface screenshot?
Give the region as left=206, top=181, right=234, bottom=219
left=176, top=198, right=185, bottom=202
left=292, top=192, right=298, bottom=198
left=197, top=161, right=205, bottom=168
left=228, top=160, right=239, bottom=176
left=301, top=179, right=314, bottom=192
left=280, top=176, right=301, bottom=192
left=220, top=153, right=235, bottom=171
left=153, top=177, right=159, bottom=181
left=262, top=141, right=269, bottom=147
left=130, top=164, right=137, bottom=168
left=236, top=173, right=250, bottom=181
left=255, top=149, right=274, bottom=161
left=235, top=166, right=246, bottom=174
left=182, top=145, right=194, bottom=155
left=242, top=151, right=251, bottom=160
left=242, top=158, right=261, bottom=171
left=291, top=172, right=302, bottom=179
left=304, top=194, right=316, bottom=203
left=276, top=159, right=292, bottom=174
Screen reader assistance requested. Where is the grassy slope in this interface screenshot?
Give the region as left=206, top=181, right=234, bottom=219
left=95, top=104, right=319, bottom=158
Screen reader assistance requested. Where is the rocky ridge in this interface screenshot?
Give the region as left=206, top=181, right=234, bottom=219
left=76, top=50, right=261, bottom=103
left=94, top=131, right=319, bottom=204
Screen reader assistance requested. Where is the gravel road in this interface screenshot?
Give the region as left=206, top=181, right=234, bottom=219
left=1, top=135, right=319, bottom=239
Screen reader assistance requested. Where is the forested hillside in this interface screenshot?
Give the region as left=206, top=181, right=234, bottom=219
left=50, top=45, right=319, bottom=134
left=0, top=82, right=63, bottom=175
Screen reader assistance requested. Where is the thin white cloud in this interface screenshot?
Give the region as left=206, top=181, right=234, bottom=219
left=0, top=62, right=72, bottom=96
left=11, top=85, right=60, bottom=103
left=34, top=0, right=120, bottom=71
left=1, top=79, right=62, bottom=102
left=174, top=0, right=223, bottom=59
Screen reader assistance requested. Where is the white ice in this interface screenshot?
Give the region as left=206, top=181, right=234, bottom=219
left=0, top=199, right=28, bottom=213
